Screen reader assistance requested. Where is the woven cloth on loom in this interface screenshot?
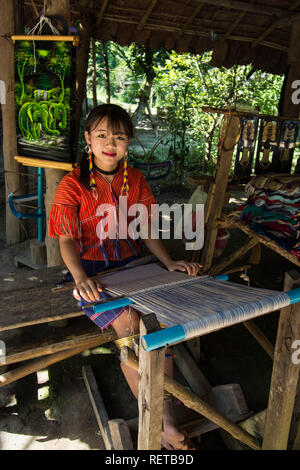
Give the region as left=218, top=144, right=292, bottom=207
left=96, top=264, right=292, bottom=338
left=239, top=175, right=300, bottom=259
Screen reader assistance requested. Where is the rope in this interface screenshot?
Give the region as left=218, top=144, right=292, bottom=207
left=27, top=14, right=61, bottom=73
left=113, top=322, right=166, bottom=350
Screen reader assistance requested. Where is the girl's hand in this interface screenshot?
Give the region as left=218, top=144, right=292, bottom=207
left=166, top=260, right=202, bottom=276
left=73, top=277, right=103, bottom=302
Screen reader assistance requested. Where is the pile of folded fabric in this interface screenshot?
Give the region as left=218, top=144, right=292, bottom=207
left=239, top=174, right=300, bottom=260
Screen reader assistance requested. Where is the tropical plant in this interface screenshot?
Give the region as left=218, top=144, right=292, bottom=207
left=47, top=41, right=72, bottom=103
left=15, top=41, right=37, bottom=105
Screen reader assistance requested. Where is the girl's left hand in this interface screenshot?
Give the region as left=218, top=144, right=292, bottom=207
left=166, top=260, right=202, bottom=276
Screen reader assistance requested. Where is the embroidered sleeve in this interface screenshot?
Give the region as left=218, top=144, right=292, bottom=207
left=48, top=173, right=81, bottom=239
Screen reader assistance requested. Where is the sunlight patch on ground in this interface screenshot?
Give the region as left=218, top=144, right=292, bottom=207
left=37, top=369, right=49, bottom=385
left=38, top=385, right=49, bottom=401
left=81, top=346, right=113, bottom=356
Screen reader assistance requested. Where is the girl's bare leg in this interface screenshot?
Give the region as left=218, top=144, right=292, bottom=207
left=111, top=307, right=193, bottom=450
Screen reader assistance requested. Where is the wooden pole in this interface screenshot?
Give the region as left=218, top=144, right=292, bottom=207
left=120, top=346, right=261, bottom=450
left=82, top=364, right=114, bottom=450
left=0, top=0, right=21, bottom=245
left=280, top=21, right=300, bottom=118
left=262, top=270, right=300, bottom=449
left=209, top=237, right=258, bottom=276
left=200, top=114, right=241, bottom=272
left=137, top=314, right=165, bottom=450
left=243, top=320, right=274, bottom=360
left=43, top=0, right=71, bottom=266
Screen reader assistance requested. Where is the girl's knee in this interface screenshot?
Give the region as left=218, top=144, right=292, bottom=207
left=112, top=307, right=140, bottom=337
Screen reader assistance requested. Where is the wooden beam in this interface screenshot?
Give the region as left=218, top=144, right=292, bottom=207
left=262, top=271, right=300, bottom=449
left=209, top=237, right=258, bottom=276
left=96, top=0, right=108, bottom=26
left=137, top=0, right=158, bottom=31
left=252, top=1, right=300, bottom=49
left=30, top=0, right=39, bottom=17
left=82, top=365, right=114, bottom=450
left=243, top=320, right=274, bottom=360
left=137, top=314, right=165, bottom=450
left=221, top=0, right=254, bottom=42
left=0, top=343, right=98, bottom=387
left=14, top=156, right=74, bottom=171
left=176, top=2, right=204, bottom=40
left=108, top=418, right=133, bottom=450
left=218, top=216, right=300, bottom=267
left=197, top=0, right=287, bottom=17
left=173, top=343, right=211, bottom=397
left=2, top=329, right=117, bottom=365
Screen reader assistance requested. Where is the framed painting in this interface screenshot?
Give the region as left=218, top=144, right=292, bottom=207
left=13, top=36, right=78, bottom=164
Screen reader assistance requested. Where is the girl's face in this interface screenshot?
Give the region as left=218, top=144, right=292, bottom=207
left=85, top=117, right=130, bottom=171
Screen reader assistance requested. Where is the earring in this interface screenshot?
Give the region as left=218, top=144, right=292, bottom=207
left=122, top=151, right=129, bottom=195
left=87, top=147, right=98, bottom=199
left=85, top=145, right=91, bottom=158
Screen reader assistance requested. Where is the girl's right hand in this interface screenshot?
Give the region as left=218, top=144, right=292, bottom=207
left=73, top=278, right=103, bottom=303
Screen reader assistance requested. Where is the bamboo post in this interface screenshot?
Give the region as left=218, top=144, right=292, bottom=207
left=0, top=335, right=115, bottom=387
left=262, top=270, right=300, bottom=449
left=120, top=346, right=261, bottom=450
left=2, top=329, right=117, bottom=365
left=0, top=0, right=21, bottom=245
left=201, top=114, right=241, bottom=272
left=137, top=314, right=165, bottom=450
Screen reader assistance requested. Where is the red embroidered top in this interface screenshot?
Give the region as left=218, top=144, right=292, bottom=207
left=49, top=164, right=157, bottom=261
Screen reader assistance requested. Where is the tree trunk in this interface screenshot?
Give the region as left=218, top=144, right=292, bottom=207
left=75, top=14, right=93, bottom=142
left=91, top=38, right=98, bottom=108
left=43, top=0, right=70, bottom=266
left=103, top=42, right=111, bottom=104
left=132, top=48, right=156, bottom=132
left=0, top=0, right=21, bottom=245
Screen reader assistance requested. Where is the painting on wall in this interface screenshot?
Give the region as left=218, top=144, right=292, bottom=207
left=14, top=37, right=77, bottom=163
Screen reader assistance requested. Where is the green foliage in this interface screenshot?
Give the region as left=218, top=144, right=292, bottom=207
left=86, top=43, right=284, bottom=182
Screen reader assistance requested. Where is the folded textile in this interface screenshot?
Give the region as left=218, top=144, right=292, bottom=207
left=240, top=179, right=300, bottom=260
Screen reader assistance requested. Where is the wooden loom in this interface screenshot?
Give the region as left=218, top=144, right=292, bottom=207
left=86, top=263, right=300, bottom=351
left=1, top=261, right=299, bottom=450
left=81, top=262, right=300, bottom=450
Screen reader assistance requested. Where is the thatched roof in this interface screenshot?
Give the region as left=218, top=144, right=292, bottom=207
left=25, top=1, right=300, bottom=75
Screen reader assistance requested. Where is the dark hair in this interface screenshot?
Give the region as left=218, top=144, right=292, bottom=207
left=79, top=104, right=134, bottom=188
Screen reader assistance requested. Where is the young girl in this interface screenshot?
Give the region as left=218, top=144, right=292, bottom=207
left=49, top=104, right=201, bottom=450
